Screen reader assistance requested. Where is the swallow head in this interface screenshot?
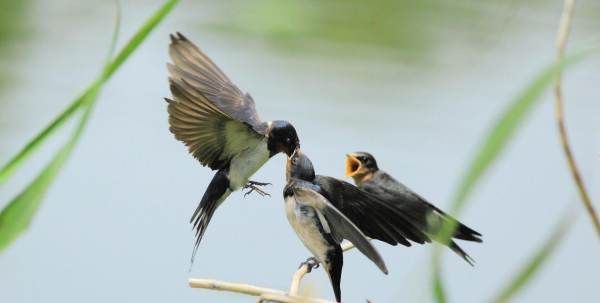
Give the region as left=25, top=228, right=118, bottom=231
left=345, top=151, right=378, bottom=183
left=286, top=148, right=315, bottom=181
left=267, top=120, right=300, bottom=157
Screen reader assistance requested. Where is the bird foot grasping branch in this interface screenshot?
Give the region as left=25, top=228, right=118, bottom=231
left=298, top=257, right=320, bottom=273
left=244, top=180, right=272, bottom=197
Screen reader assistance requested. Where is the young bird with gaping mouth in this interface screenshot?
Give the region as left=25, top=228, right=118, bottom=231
left=345, top=152, right=482, bottom=265
left=165, top=33, right=300, bottom=262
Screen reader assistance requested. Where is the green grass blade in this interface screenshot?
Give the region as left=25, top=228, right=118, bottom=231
left=490, top=212, right=575, bottom=303
left=104, top=0, right=122, bottom=65
left=100, top=0, right=179, bottom=80
left=0, top=90, right=97, bottom=251
left=0, top=0, right=179, bottom=251
left=431, top=50, right=592, bottom=303
left=0, top=0, right=179, bottom=185
left=450, top=51, right=588, bottom=215
left=432, top=260, right=447, bottom=303
left=0, top=91, right=89, bottom=184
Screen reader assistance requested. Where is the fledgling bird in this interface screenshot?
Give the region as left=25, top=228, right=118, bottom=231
left=284, top=149, right=388, bottom=302
left=345, top=152, right=482, bottom=265
left=165, top=33, right=300, bottom=262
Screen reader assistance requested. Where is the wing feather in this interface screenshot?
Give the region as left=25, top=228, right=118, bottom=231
left=293, top=187, right=388, bottom=274
left=315, top=176, right=431, bottom=246
left=168, top=33, right=263, bottom=127
left=167, top=33, right=266, bottom=170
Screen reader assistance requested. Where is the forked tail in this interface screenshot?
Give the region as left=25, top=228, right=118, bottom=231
left=190, top=169, right=230, bottom=265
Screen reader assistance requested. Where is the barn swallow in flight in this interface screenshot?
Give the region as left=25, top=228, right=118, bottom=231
left=345, top=152, right=482, bottom=265
left=284, top=149, right=388, bottom=302
left=166, top=33, right=300, bottom=262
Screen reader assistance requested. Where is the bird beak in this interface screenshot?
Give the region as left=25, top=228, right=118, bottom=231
left=345, top=154, right=361, bottom=177
left=289, top=147, right=300, bottom=159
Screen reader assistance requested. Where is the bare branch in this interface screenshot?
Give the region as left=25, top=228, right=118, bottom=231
left=189, top=242, right=362, bottom=301
left=258, top=292, right=333, bottom=303
left=189, top=278, right=284, bottom=297
left=189, top=274, right=334, bottom=303
left=553, top=0, right=600, bottom=236
left=289, top=264, right=310, bottom=296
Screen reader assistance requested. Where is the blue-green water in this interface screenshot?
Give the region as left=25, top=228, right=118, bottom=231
left=1, top=1, right=599, bottom=302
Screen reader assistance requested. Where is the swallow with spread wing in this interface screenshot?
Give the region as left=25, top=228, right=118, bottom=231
left=345, top=152, right=482, bottom=265
left=284, top=149, right=388, bottom=302
left=165, top=33, right=300, bottom=262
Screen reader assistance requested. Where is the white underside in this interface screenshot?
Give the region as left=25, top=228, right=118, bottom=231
left=285, top=196, right=330, bottom=263
left=227, top=141, right=270, bottom=190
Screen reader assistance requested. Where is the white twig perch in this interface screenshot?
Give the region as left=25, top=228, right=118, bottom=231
left=189, top=278, right=285, bottom=297
left=288, top=264, right=310, bottom=296
left=189, top=241, right=358, bottom=302
left=189, top=277, right=333, bottom=303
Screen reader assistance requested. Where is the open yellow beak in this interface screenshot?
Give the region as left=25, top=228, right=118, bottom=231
left=345, top=154, right=362, bottom=177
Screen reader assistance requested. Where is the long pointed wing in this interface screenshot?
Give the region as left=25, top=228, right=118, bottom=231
left=315, top=175, right=432, bottom=246
left=293, top=187, right=388, bottom=274
left=167, top=33, right=266, bottom=170
left=363, top=174, right=482, bottom=242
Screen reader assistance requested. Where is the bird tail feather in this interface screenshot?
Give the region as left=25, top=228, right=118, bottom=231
left=448, top=240, right=475, bottom=266
left=325, top=247, right=343, bottom=303
left=190, top=169, right=230, bottom=265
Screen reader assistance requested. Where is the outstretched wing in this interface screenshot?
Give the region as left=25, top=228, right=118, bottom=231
left=315, top=175, right=431, bottom=247
left=292, top=187, right=388, bottom=274
left=167, top=32, right=266, bottom=170
left=365, top=172, right=482, bottom=242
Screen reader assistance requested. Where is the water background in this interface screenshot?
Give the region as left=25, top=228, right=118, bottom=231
left=1, top=1, right=599, bottom=302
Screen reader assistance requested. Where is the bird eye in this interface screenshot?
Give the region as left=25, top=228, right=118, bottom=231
left=286, top=137, right=291, bottom=143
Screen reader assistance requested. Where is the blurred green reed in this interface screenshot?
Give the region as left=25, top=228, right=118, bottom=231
left=432, top=50, right=592, bottom=303
left=0, top=0, right=32, bottom=90
left=0, top=1, right=594, bottom=302
left=490, top=211, right=575, bottom=303
left=0, top=0, right=180, bottom=250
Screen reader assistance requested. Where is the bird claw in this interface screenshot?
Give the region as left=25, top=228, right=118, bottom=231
left=299, top=257, right=320, bottom=273
left=243, top=180, right=271, bottom=197
left=248, top=180, right=272, bottom=187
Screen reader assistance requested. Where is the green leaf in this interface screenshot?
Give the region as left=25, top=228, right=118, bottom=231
left=431, top=49, right=592, bottom=303
left=451, top=51, right=588, bottom=215
left=99, top=0, right=179, bottom=81
left=0, top=0, right=180, bottom=251
left=0, top=91, right=97, bottom=250
left=0, top=92, right=88, bottom=184
left=432, top=260, right=447, bottom=303
left=0, top=0, right=180, bottom=185
left=490, top=212, right=575, bottom=303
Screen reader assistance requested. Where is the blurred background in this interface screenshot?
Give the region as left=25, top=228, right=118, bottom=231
left=1, top=0, right=599, bottom=302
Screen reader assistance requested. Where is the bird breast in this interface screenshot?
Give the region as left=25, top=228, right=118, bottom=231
left=284, top=195, right=331, bottom=263
left=227, top=140, right=270, bottom=190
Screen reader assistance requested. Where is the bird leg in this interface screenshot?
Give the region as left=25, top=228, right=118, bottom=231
left=243, top=180, right=271, bottom=197
left=298, top=257, right=320, bottom=273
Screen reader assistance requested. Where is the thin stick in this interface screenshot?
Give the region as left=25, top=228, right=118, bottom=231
left=553, top=0, right=600, bottom=236
left=189, top=243, right=360, bottom=302
left=258, top=292, right=333, bottom=303
left=189, top=278, right=285, bottom=297
left=289, top=265, right=310, bottom=295
left=189, top=278, right=334, bottom=303
left=289, top=242, right=356, bottom=298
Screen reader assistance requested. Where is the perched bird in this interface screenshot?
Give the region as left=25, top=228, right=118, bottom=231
left=284, top=149, right=388, bottom=302
left=166, top=33, right=300, bottom=261
left=345, top=152, right=482, bottom=265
